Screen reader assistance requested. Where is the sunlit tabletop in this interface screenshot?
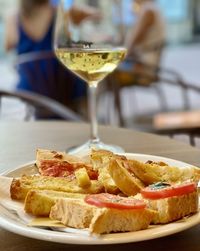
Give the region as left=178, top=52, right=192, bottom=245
left=0, top=121, right=200, bottom=251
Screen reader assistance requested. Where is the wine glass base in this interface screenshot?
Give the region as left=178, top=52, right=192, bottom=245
left=67, top=140, right=124, bottom=157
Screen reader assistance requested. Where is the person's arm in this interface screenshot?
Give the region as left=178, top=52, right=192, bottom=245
left=125, top=9, right=155, bottom=54
left=69, top=5, right=101, bottom=25
left=4, top=14, right=19, bottom=51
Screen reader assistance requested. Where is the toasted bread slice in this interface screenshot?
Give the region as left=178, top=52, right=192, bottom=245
left=108, top=158, right=145, bottom=196
left=50, top=198, right=98, bottom=229
left=36, top=149, right=96, bottom=178
left=10, top=175, right=104, bottom=200
left=98, top=167, right=120, bottom=194
left=90, top=149, right=127, bottom=170
left=128, top=159, right=200, bottom=185
left=90, top=150, right=123, bottom=194
left=36, top=149, right=82, bottom=167
left=90, top=149, right=115, bottom=170
left=140, top=191, right=199, bottom=224
left=90, top=206, right=155, bottom=234
left=25, top=190, right=86, bottom=216
left=50, top=198, right=156, bottom=234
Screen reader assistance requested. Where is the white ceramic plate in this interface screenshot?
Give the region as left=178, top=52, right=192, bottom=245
left=0, top=153, right=200, bottom=245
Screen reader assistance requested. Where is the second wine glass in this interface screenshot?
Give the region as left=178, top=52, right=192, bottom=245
left=54, top=0, right=127, bottom=155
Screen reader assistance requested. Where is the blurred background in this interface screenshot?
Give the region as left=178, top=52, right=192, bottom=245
left=1, top=0, right=200, bottom=86
left=1, top=0, right=200, bottom=146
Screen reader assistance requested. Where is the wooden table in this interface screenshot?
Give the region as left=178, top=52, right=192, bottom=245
left=0, top=121, right=200, bottom=251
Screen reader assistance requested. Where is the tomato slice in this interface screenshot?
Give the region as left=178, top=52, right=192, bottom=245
left=141, top=182, right=197, bottom=200
left=85, top=193, right=146, bottom=210
left=39, top=160, right=98, bottom=180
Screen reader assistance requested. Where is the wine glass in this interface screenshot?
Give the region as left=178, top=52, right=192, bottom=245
left=54, top=0, right=127, bottom=155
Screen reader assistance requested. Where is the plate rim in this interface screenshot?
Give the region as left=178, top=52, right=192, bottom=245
left=0, top=152, right=199, bottom=245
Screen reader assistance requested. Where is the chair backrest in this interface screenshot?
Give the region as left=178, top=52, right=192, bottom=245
left=0, top=89, right=82, bottom=121
left=15, top=51, right=86, bottom=111
left=143, top=41, right=166, bottom=65
left=111, top=41, right=166, bottom=88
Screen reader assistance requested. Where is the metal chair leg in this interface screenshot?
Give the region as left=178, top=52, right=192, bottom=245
left=108, top=76, right=125, bottom=127
left=179, top=82, right=190, bottom=110
left=189, top=135, right=196, bottom=146
left=153, top=84, right=168, bottom=112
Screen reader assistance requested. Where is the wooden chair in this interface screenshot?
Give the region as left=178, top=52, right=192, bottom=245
left=153, top=110, right=200, bottom=146
left=103, top=42, right=168, bottom=125
left=138, top=72, right=200, bottom=147
left=106, top=55, right=190, bottom=127
left=104, top=49, right=200, bottom=146
left=0, top=89, right=82, bottom=121
left=152, top=79, right=200, bottom=146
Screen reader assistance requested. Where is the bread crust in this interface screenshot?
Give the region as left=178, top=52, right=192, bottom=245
left=90, top=150, right=122, bottom=194
left=90, top=149, right=114, bottom=170
left=145, top=191, right=199, bottom=224
left=128, top=159, right=200, bottom=185
left=50, top=198, right=156, bottom=234
left=108, top=158, right=144, bottom=196
left=50, top=198, right=101, bottom=229
left=24, top=190, right=86, bottom=216
left=36, top=149, right=82, bottom=167
left=10, top=175, right=103, bottom=200
left=90, top=207, right=156, bottom=234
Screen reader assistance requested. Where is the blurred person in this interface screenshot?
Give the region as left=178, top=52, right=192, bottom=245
left=116, top=0, right=166, bottom=86
left=126, top=0, right=166, bottom=66
left=4, top=0, right=99, bottom=116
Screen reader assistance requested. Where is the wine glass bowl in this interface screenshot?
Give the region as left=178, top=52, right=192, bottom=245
left=55, top=47, right=126, bottom=87
left=54, top=0, right=127, bottom=155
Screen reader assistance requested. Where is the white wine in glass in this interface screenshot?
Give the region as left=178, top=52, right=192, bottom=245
left=55, top=48, right=126, bottom=85
left=54, top=0, right=127, bottom=155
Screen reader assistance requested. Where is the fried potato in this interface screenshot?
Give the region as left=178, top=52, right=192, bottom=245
left=75, top=168, right=91, bottom=188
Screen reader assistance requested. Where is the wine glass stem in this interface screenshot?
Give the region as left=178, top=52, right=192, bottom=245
left=88, top=82, right=99, bottom=143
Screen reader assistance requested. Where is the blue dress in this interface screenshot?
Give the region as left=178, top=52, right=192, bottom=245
left=16, top=14, right=86, bottom=105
